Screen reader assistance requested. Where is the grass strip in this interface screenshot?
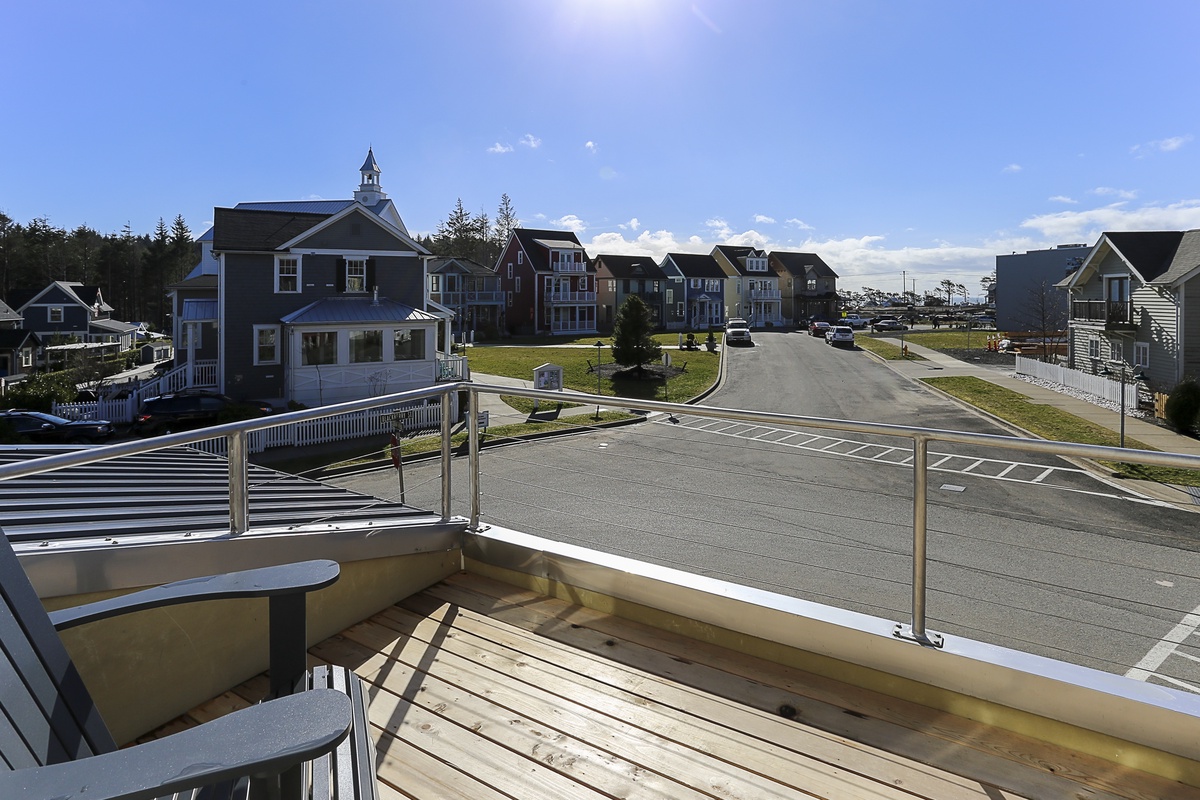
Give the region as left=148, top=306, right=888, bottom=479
left=856, top=337, right=926, bottom=361
left=922, top=376, right=1200, bottom=487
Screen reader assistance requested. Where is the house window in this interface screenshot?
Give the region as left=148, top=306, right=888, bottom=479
left=430, top=275, right=441, bottom=293
left=690, top=279, right=701, bottom=289
left=275, top=257, right=300, bottom=293
left=507, top=291, right=513, bottom=307
left=515, top=276, right=521, bottom=293
left=49, top=307, right=63, bottom=323
left=1106, top=275, right=1130, bottom=301
left=1135, top=342, right=1150, bottom=369
left=1111, top=341, right=1123, bottom=363
left=349, top=330, right=383, bottom=363
left=393, top=329, right=426, bottom=360
left=253, top=325, right=280, bottom=365
left=666, top=288, right=673, bottom=304
left=517, top=251, right=523, bottom=265
left=20, top=348, right=32, bottom=368
left=676, top=302, right=684, bottom=317
left=507, top=263, right=513, bottom=279
left=1088, top=337, right=1100, bottom=360
left=345, top=259, right=367, bottom=292
left=580, top=276, right=588, bottom=291
left=807, top=279, right=817, bottom=290
left=180, top=324, right=201, bottom=349
left=608, top=280, right=616, bottom=292
left=301, top=331, right=338, bottom=366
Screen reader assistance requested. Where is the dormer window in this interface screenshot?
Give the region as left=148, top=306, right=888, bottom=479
left=746, top=257, right=767, bottom=272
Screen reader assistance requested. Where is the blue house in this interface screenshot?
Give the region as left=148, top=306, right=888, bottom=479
left=659, top=252, right=728, bottom=331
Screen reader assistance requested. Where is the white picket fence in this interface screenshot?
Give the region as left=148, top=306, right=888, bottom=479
left=189, top=399, right=447, bottom=456
left=1015, top=356, right=1139, bottom=407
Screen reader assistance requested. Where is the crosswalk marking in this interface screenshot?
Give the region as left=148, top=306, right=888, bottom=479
left=655, top=413, right=1091, bottom=488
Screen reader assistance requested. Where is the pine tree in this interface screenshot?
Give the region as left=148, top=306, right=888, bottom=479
left=169, top=214, right=193, bottom=284
left=493, top=193, right=518, bottom=262
left=611, top=295, right=661, bottom=379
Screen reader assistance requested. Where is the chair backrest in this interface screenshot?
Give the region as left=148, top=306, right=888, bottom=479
left=0, top=529, right=116, bottom=770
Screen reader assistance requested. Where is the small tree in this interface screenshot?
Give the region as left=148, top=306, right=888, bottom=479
left=1164, top=380, right=1200, bottom=434
left=611, top=295, right=661, bottom=378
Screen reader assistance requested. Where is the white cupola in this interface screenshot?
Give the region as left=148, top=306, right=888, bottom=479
left=354, top=147, right=387, bottom=206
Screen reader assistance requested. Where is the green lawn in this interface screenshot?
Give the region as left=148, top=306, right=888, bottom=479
left=922, top=376, right=1200, bottom=486
left=465, top=343, right=720, bottom=403
left=855, top=336, right=926, bottom=361
left=900, top=330, right=998, bottom=351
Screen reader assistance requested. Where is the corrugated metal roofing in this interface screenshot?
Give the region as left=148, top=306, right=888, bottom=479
left=182, top=299, right=219, bottom=321
left=0, top=445, right=435, bottom=544
left=280, top=296, right=439, bottom=324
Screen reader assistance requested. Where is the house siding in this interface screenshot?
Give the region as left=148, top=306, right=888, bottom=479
left=1136, top=283, right=1179, bottom=390
left=1182, top=279, right=1200, bottom=383
left=291, top=212, right=416, bottom=252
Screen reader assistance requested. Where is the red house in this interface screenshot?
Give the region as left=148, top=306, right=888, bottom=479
left=495, top=228, right=596, bottom=335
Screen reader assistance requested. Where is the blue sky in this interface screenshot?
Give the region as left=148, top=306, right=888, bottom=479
left=4, top=0, right=1200, bottom=299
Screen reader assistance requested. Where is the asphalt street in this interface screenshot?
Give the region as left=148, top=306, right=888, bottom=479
left=334, top=331, right=1200, bottom=692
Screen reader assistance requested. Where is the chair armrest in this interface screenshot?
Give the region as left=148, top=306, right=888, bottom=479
left=49, top=560, right=340, bottom=631
left=0, top=688, right=351, bottom=800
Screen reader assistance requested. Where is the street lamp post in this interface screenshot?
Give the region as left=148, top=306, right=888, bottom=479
left=594, top=341, right=604, bottom=419
left=1102, top=358, right=1142, bottom=448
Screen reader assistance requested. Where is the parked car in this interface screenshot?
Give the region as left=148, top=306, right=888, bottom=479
left=872, top=320, right=908, bottom=332
left=969, top=316, right=996, bottom=329
left=808, top=321, right=831, bottom=337
left=133, top=391, right=273, bottom=436
left=840, top=314, right=870, bottom=329
left=725, top=320, right=753, bottom=346
left=0, top=410, right=115, bottom=444
left=826, top=325, right=856, bottom=347
left=725, top=317, right=748, bottom=331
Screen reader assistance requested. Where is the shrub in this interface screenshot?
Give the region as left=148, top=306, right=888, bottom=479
left=1164, top=380, right=1200, bottom=434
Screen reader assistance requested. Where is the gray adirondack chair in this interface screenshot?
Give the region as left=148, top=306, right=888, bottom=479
left=0, top=529, right=379, bottom=800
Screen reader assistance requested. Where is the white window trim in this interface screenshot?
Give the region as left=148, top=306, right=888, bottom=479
left=253, top=324, right=281, bottom=365
left=515, top=276, right=521, bottom=293
left=1134, top=342, right=1150, bottom=369
left=275, top=255, right=302, bottom=293
left=517, top=251, right=523, bottom=265
left=1088, top=337, right=1100, bottom=359
left=507, top=263, right=513, bottom=279
left=345, top=258, right=368, bottom=293
left=49, top=307, right=64, bottom=323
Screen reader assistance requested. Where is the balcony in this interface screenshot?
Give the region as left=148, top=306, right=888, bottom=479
left=552, top=261, right=586, bottom=273
left=6, top=385, right=1200, bottom=799
left=1071, top=299, right=1135, bottom=329
left=749, top=288, right=782, bottom=301
left=432, top=290, right=505, bottom=305
left=547, top=290, right=596, bottom=303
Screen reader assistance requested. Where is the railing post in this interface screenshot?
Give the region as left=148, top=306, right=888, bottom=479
left=468, top=386, right=481, bottom=530
left=440, top=389, right=452, bottom=521
left=228, top=429, right=248, bottom=535
left=894, top=435, right=943, bottom=647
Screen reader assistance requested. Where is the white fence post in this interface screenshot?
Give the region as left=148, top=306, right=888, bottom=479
left=1015, top=355, right=1138, bottom=407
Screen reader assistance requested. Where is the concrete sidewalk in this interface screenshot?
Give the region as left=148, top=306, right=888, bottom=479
left=469, top=372, right=620, bottom=427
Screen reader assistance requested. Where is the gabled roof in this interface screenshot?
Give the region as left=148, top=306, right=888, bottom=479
left=592, top=254, right=668, bottom=281
left=769, top=251, right=839, bottom=280
left=0, top=299, right=21, bottom=323
left=712, top=245, right=767, bottom=276
left=280, top=296, right=439, bottom=325
left=1150, top=229, right=1200, bottom=287
left=277, top=203, right=428, bottom=254
left=660, top=252, right=725, bottom=279
left=90, top=318, right=139, bottom=335
left=0, top=329, right=38, bottom=350
left=428, top=257, right=496, bottom=277
left=8, top=282, right=111, bottom=314
left=1104, top=231, right=1183, bottom=282
left=510, top=228, right=588, bottom=272
left=212, top=208, right=331, bottom=251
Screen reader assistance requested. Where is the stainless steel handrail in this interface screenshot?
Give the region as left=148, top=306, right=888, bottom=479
left=3, top=380, right=1199, bottom=649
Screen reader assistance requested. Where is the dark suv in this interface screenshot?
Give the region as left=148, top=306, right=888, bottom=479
left=0, top=410, right=115, bottom=444
left=133, top=392, right=273, bottom=436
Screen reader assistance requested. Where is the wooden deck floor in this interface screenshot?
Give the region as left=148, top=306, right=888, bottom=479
left=161, top=572, right=1191, bottom=800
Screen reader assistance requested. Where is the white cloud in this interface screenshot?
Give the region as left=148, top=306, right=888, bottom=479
left=786, top=218, right=814, bottom=230
left=519, top=133, right=542, bottom=149
left=1049, top=195, right=1078, bottom=204
left=1131, top=135, right=1193, bottom=157
left=487, top=142, right=513, bottom=154
left=618, top=217, right=641, bottom=231
left=553, top=214, right=587, bottom=232
left=705, top=217, right=732, bottom=239
left=1092, top=186, right=1139, bottom=200
left=584, top=141, right=598, bottom=153
left=599, top=166, right=618, bottom=180
left=1002, top=163, right=1022, bottom=173
left=753, top=214, right=776, bottom=224
left=726, top=229, right=769, bottom=248
left=1021, top=200, right=1200, bottom=242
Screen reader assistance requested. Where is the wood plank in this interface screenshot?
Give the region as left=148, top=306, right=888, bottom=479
left=432, top=574, right=1190, bottom=800
left=384, top=592, right=1007, bottom=800
left=327, top=616, right=887, bottom=800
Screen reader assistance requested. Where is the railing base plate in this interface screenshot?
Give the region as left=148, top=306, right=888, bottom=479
left=893, top=623, right=945, bottom=648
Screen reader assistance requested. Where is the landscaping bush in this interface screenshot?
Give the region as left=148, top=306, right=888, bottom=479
left=1164, top=380, right=1200, bottom=434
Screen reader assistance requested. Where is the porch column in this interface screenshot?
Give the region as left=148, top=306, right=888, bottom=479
left=186, top=321, right=197, bottom=388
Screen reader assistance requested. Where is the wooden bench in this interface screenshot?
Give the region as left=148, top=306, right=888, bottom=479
left=0, top=529, right=380, bottom=800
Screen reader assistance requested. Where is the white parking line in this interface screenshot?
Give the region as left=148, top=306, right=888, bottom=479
left=1126, top=605, right=1200, bottom=693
